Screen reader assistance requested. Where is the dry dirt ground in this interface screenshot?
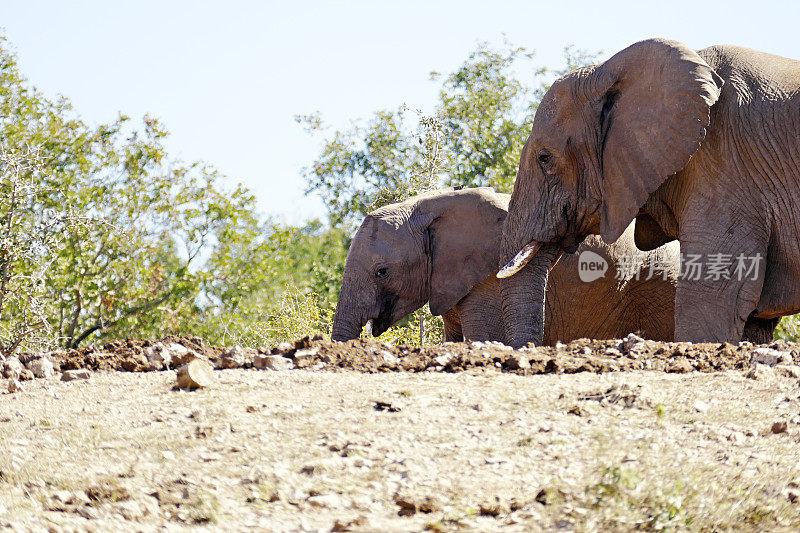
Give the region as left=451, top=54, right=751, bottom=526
left=2, top=335, right=800, bottom=532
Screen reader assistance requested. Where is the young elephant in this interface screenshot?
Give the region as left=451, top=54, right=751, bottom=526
left=331, top=187, right=687, bottom=344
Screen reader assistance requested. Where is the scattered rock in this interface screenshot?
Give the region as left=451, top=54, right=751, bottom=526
left=374, top=401, right=401, bottom=413
left=771, top=420, right=789, bottom=434
left=2, top=357, right=23, bottom=379
left=578, top=385, right=645, bottom=408
left=727, top=431, right=746, bottom=444
left=380, top=350, right=398, bottom=366
left=300, top=464, right=318, bottom=475
left=567, top=405, right=586, bottom=417
left=26, top=357, right=54, bottom=379
left=775, top=364, right=800, bottom=379
left=274, top=341, right=294, bottom=354
left=254, top=354, right=294, bottom=371
left=535, top=487, right=567, bottom=506
left=752, top=348, right=792, bottom=366
left=745, top=363, right=775, bottom=380
left=115, top=499, right=147, bottom=520
left=86, top=483, right=131, bottom=503
left=7, top=379, right=23, bottom=393
left=307, top=494, right=341, bottom=508
left=61, top=369, right=91, bottom=381
left=692, top=400, right=710, bottom=413
left=294, top=347, right=321, bottom=368
left=433, top=353, right=452, bottom=367
left=51, top=490, right=88, bottom=506
left=667, top=358, right=693, bottom=374
left=294, top=347, right=320, bottom=358
left=393, top=494, right=440, bottom=516
left=331, top=516, right=368, bottom=532
left=622, top=333, right=645, bottom=353
left=163, top=343, right=199, bottom=366
left=19, top=368, right=34, bottom=381
left=479, top=498, right=508, bottom=516
left=504, top=354, right=530, bottom=370
left=220, top=346, right=255, bottom=369
left=143, top=343, right=172, bottom=369
left=175, top=359, right=214, bottom=390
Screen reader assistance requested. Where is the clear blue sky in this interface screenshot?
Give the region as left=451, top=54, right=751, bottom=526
left=2, top=1, right=799, bottom=223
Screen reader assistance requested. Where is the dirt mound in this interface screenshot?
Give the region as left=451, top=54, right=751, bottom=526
left=24, top=333, right=800, bottom=377
left=37, top=335, right=229, bottom=373
left=290, top=335, right=800, bottom=375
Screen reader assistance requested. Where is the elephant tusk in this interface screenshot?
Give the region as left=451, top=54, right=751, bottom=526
left=548, top=251, right=564, bottom=273
left=497, top=241, right=542, bottom=279
left=364, top=319, right=374, bottom=337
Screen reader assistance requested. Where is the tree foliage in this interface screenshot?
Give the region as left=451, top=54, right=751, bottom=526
left=0, top=35, right=348, bottom=352
left=299, top=42, right=601, bottom=230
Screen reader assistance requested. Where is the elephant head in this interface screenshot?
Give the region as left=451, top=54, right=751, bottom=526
left=332, top=188, right=507, bottom=341
left=499, top=38, right=724, bottom=347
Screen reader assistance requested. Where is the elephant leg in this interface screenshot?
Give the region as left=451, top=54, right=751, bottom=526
left=442, top=308, right=464, bottom=342
left=674, top=240, right=767, bottom=343
left=742, top=314, right=778, bottom=344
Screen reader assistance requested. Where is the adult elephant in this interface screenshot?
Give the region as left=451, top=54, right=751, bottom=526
left=331, top=187, right=683, bottom=344
left=499, top=38, right=798, bottom=346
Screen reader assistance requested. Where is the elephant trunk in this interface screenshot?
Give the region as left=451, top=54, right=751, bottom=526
left=331, top=298, right=362, bottom=342
left=331, top=274, right=364, bottom=341
left=499, top=218, right=560, bottom=347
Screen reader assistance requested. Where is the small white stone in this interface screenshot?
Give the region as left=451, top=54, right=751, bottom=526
left=752, top=347, right=791, bottom=366
left=380, top=350, right=397, bottom=365
left=144, top=343, right=171, bottom=368
left=276, top=342, right=294, bottom=353
left=116, top=499, right=145, bottom=520
left=61, top=369, right=91, bottom=381
left=728, top=431, right=746, bottom=444
left=622, top=333, right=645, bottom=353
left=27, top=358, right=54, bottom=379
left=775, top=364, right=800, bottom=379
left=692, top=399, right=710, bottom=413
left=434, top=354, right=452, bottom=366
left=255, top=355, right=294, bottom=371
left=307, top=494, right=341, bottom=508
left=2, top=357, right=23, bottom=379
left=745, top=363, right=775, bottom=380
left=295, top=347, right=319, bottom=358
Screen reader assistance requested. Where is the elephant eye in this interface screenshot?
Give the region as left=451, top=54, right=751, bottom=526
left=375, top=267, right=388, bottom=279
left=537, top=150, right=552, bottom=165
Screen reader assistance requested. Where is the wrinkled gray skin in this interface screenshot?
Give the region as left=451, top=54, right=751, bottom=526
left=332, top=187, right=688, bottom=344
left=501, top=38, right=799, bottom=346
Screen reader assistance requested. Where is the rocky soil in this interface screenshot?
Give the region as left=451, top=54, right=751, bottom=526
left=1, top=334, right=800, bottom=531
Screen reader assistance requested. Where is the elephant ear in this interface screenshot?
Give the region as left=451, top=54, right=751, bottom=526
left=417, top=190, right=507, bottom=316
left=594, top=38, right=723, bottom=242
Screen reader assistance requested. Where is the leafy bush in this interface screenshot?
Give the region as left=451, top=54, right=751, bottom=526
left=775, top=315, right=800, bottom=342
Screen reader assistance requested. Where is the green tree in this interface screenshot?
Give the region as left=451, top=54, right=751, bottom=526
left=0, top=36, right=283, bottom=350
left=299, top=42, right=602, bottom=230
